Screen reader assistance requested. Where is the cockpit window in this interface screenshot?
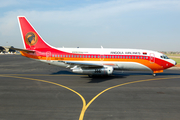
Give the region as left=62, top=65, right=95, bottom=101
left=160, top=55, right=169, bottom=59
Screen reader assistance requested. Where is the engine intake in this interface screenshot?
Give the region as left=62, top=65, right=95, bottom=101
left=72, top=66, right=113, bottom=75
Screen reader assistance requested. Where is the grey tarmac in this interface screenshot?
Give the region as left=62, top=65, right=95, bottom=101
left=0, top=55, right=180, bottom=120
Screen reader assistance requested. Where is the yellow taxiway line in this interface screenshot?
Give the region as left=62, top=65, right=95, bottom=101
left=0, top=74, right=180, bottom=120
left=0, top=74, right=86, bottom=118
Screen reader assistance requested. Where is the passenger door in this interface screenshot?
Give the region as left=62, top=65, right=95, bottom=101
left=150, top=53, right=155, bottom=63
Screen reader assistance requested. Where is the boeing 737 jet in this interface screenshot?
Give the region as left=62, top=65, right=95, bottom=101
left=13, top=16, right=177, bottom=77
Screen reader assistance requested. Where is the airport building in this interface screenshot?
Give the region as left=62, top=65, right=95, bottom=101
left=0, top=46, right=16, bottom=54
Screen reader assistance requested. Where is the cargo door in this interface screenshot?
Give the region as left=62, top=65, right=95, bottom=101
left=46, top=51, right=51, bottom=61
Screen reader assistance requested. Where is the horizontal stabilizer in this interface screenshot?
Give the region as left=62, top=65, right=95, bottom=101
left=10, top=47, right=35, bottom=53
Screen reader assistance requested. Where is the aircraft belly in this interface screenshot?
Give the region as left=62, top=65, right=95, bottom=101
left=39, top=60, right=68, bottom=67
left=116, top=62, right=151, bottom=71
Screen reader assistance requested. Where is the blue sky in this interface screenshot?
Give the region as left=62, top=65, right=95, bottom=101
left=0, top=0, right=180, bottom=51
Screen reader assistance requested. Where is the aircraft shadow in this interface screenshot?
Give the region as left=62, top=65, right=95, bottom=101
left=51, top=70, right=78, bottom=75
left=51, top=70, right=180, bottom=76
left=79, top=74, right=127, bottom=83
left=51, top=70, right=180, bottom=83
left=51, top=70, right=126, bottom=83
left=86, top=75, right=126, bottom=83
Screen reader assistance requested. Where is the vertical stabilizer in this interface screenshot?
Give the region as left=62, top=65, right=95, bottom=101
left=18, top=16, right=51, bottom=50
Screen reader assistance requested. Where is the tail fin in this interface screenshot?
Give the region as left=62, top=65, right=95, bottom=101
left=17, top=16, right=51, bottom=50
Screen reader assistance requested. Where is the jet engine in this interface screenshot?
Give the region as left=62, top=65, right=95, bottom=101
left=72, top=66, right=113, bottom=76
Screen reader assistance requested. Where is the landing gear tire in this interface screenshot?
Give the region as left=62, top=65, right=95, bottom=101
left=88, top=75, right=93, bottom=78
left=152, top=73, right=156, bottom=77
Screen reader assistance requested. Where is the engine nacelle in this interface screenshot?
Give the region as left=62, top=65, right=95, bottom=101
left=72, top=66, right=113, bottom=75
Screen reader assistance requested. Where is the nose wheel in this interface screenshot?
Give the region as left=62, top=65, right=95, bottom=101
left=152, top=73, right=156, bottom=77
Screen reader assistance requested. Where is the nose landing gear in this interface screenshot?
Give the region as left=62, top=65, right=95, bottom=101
left=152, top=70, right=163, bottom=77
left=152, top=73, right=156, bottom=77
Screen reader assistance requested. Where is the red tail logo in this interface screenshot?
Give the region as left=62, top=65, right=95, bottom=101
left=18, top=16, right=51, bottom=50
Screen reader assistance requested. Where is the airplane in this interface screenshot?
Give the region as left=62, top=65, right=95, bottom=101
left=13, top=16, right=177, bottom=77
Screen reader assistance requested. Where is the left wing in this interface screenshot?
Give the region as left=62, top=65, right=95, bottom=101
left=61, top=61, right=103, bottom=68
left=61, top=61, right=117, bottom=69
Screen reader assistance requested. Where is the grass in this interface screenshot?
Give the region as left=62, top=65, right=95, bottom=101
left=169, top=58, right=180, bottom=65
left=165, top=54, right=180, bottom=65
left=165, top=54, right=180, bottom=57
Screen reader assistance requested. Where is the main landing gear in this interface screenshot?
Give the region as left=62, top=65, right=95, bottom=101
left=88, top=75, right=93, bottom=78
left=152, top=73, right=156, bottom=77
left=88, top=74, right=109, bottom=78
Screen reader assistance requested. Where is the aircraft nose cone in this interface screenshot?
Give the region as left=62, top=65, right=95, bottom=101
left=175, top=62, right=177, bottom=65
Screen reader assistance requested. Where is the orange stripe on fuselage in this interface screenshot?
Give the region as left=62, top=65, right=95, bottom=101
left=20, top=51, right=165, bottom=71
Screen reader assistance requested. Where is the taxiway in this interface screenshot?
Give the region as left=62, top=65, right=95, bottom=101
left=0, top=55, right=180, bottom=120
